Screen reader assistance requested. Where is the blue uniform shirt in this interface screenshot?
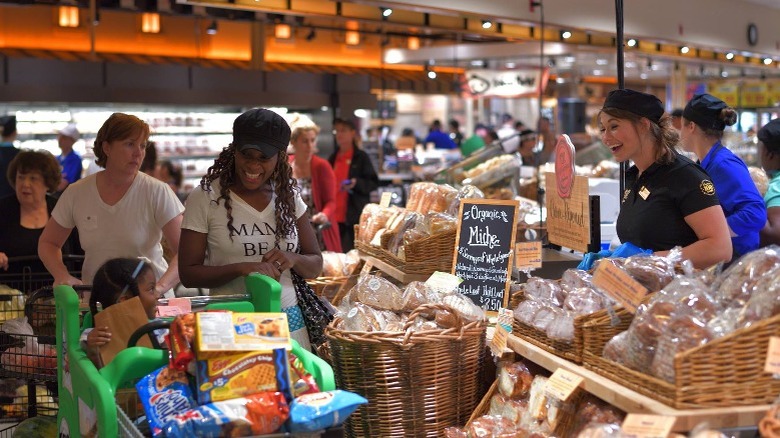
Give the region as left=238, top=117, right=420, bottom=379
left=424, top=129, right=457, bottom=149
left=700, top=141, right=766, bottom=256
left=58, top=150, right=82, bottom=184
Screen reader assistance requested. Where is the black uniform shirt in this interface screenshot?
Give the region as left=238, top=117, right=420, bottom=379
left=616, top=153, right=720, bottom=252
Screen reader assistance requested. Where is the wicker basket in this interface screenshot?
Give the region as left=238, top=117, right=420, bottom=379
left=374, top=230, right=457, bottom=275
left=326, top=303, right=487, bottom=437
left=582, top=307, right=780, bottom=409
left=510, top=290, right=633, bottom=364
left=306, top=276, right=348, bottom=301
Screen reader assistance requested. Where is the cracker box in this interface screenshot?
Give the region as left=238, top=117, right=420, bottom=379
left=194, top=312, right=291, bottom=358
left=195, top=348, right=292, bottom=404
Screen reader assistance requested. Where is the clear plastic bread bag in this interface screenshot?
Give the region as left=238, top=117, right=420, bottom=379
left=354, top=274, right=404, bottom=311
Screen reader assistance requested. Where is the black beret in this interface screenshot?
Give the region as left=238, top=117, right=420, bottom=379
left=602, top=89, right=664, bottom=124
left=683, top=93, right=728, bottom=131
left=758, top=118, right=780, bottom=152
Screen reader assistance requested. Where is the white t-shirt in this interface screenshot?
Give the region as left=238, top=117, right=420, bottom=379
left=52, top=172, right=184, bottom=284
left=181, top=181, right=307, bottom=307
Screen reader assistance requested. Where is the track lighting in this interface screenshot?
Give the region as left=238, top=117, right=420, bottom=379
left=481, top=20, right=493, bottom=29
left=764, top=58, right=773, bottom=65
left=381, top=7, right=392, bottom=18
left=626, top=38, right=637, bottom=47
left=726, top=52, right=735, bottom=60
left=206, top=20, right=218, bottom=35
left=560, top=30, right=572, bottom=39
left=680, top=46, right=690, bottom=54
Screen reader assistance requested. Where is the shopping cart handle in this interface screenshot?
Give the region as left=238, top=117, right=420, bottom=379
left=99, top=347, right=167, bottom=392
left=127, top=320, right=171, bottom=349
left=291, top=339, right=335, bottom=392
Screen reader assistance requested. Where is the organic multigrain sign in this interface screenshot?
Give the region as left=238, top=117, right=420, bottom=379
left=452, top=199, right=519, bottom=312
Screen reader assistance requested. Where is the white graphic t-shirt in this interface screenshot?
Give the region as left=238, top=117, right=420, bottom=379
left=181, top=181, right=306, bottom=307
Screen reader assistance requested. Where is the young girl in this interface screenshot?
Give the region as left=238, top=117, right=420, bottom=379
left=84, top=257, right=160, bottom=352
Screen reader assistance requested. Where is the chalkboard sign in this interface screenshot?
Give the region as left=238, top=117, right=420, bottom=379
left=452, top=199, right=519, bottom=312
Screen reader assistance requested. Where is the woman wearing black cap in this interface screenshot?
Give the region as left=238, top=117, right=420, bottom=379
left=758, top=118, right=780, bottom=246
left=679, top=93, right=766, bottom=257
left=179, top=108, right=323, bottom=350
left=598, top=89, right=732, bottom=269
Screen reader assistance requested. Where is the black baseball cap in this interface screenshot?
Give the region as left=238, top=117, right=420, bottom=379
left=602, top=88, right=664, bottom=124
left=758, top=118, right=780, bottom=152
left=232, top=108, right=291, bottom=157
left=683, top=93, right=728, bottom=131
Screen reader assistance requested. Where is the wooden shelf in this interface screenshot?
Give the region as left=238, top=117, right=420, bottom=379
left=360, top=255, right=431, bottom=283
left=506, top=334, right=768, bottom=432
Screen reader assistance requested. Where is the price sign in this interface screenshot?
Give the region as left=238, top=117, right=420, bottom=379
left=765, top=336, right=780, bottom=375
left=592, top=261, right=648, bottom=313
left=424, top=271, right=463, bottom=294
left=489, top=308, right=514, bottom=357
left=545, top=368, right=584, bottom=402
left=452, top=199, right=519, bottom=312
left=515, top=241, right=543, bottom=271
left=621, top=414, right=676, bottom=438
left=379, top=191, right=393, bottom=208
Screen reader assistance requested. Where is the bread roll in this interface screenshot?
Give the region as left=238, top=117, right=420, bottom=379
left=497, top=361, right=533, bottom=399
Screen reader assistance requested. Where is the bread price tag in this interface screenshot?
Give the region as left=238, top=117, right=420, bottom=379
left=515, top=241, right=542, bottom=271
left=764, top=336, right=780, bottom=375
left=592, top=261, right=648, bottom=313
left=489, top=308, right=514, bottom=357
left=621, top=413, right=676, bottom=438
left=544, top=368, right=583, bottom=402
left=424, top=271, right=463, bottom=294
left=379, top=192, right=393, bottom=208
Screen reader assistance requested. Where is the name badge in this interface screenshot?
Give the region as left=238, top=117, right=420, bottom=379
left=639, top=186, right=650, bottom=200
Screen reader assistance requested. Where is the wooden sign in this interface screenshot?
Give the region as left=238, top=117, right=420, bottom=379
left=490, top=308, right=514, bottom=357
left=545, top=368, right=584, bottom=402
left=765, top=336, right=780, bottom=375
left=554, top=134, right=576, bottom=198
left=452, top=199, right=519, bottom=312
left=621, top=414, right=676, bottom=438
left=546, top=173, right=591, bottom=253
left=515, top=241, right=543, bottom=271
left=592, top=261, right=649, bottom=313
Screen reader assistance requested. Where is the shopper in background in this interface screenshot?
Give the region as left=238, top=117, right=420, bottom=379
left=179, top=108, right=322, bottom=350
left=288, top=113, right=342, bottom=253
left=0, top=116, right=20, bottom=199
left=459, top=123, right=487, bottom=157
left=140, top=141, right=158, bottom=175
left=329, top=117, right=379, bottom=251
left=424, top=119, right=457, bottom=149
left=0, top=150, right=76, bottom=276
left=448, top=119, right=464, bottom=147
left=497, top=113, right=520, bottom=153
left=758, top=118, right=780, bottom=247
left=517, top=129, right=538, bottom=165
left=38, top=113, right=184, bottom=295
left=679, top=93, right=766, bottom=258
left=56, top=123, right=82, bottom=192
left=156, top=160, right=186, bottom=203
left=598, top=89, right=732, bottom=269
left=670, top=108, right=684, bottom=131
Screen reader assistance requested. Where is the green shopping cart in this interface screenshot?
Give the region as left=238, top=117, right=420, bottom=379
left=55, top=273, right=335, bottom=437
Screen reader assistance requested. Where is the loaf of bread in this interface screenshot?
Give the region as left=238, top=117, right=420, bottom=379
left=569, top=394, right=626, bottom=438
left=342, top=303, right=402, bottom=332
left=546, top=311, right=575, bottom=342
left=524, top=277, right=566, bottom=307
left=424, top=212, right=457, bottom=235
left=343, top=249, right=361, bottom=276
left=650, top=314, right=711, bottom=382
left=465, top=415, right=525, bottom=438
left=401, top=281, right=430, bottom=312
left=527, top=376, right=549, bottom=420
left=561, top=269, right=593, bottom=292
left=355, top=275, right=404, bottom=311
left=621, top=254, right=676, bottom=292
left=563, top=287, right=605, bottom=316
left=497, top=361, right=533, bottom=399
left=513, top=299, right=543, bottom=327
left=531, top=305, right=561, bottom=332
left=711, top=246, right=780, bottom=306
left=321, top=251, right=345, bottom=277
left=441, top=293, right=486, bottom=323
left=447, top=184, right=485, bottom=216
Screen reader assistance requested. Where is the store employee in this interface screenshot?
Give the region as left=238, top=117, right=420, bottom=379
left=758, top=118, right=780, bottom=246
left=679, top=93, right=766, bottom=257
left=599, top=89, right=732, bottom=269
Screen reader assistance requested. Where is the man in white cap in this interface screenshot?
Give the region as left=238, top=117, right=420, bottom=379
left=56, top=123, right=82, bottom=191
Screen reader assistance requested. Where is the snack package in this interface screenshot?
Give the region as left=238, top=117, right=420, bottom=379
left=289, top=355, right=320, bottom=398
left=169, top=313, right=196, bottom=371
left=194, top=312, right=290, bottom=358
left=288, top=390, right=368, bottom=432
left=162, top=392, right=289, bottom=438
left=497, top=361, right=533, bottom=399
left=195, top=348, right=291, bottom=404
left=136, top=365, right=197, bottom=437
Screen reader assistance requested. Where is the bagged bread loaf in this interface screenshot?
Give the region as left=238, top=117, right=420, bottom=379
left=563, top=287, right=605, bottom=315
left=401, top=281, right=431, bottom=312
left=546, top=311, right=576, bottom=342
left=650, top=314, right=712, bottom=383
left=343, top=249, right=361, bottom=276
left=736, top=264, right=780, bottom=329
left=447, top=184, right=485, bottom=216
left=569, top=395, right=625, bottom=438
left=497, top=361, right=533, bottom=399
left=576, top=423, right=623, bottom=438
left=621, top=253, right=677, bottom=292
left=561, top=269, right=593, bottom=291
left=465, top=415, right=527, bottom=438
left=354, top=275, right=404, bottom=311
left=523, top=277, right=566, bottom=307
left=387, top=211, right=425, bottom=255
left=513, top=299, right=543, bottom=327
left=341, top=303, right=402, bottom=332
left=531, top=305, right=561, bottom=332
left=321, top=252, right=345, bottom=277
left=424, top=212, right=457, bottom=235
left=441, top=293, right=486, bottom=323
left=711, top=246, right=780, bottom=306
left=357, top=204, right=380, bottom=242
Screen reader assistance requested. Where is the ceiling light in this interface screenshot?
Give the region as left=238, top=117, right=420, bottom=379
left=58, top=6, right=79, bottom=28
left=141, top=12, right=160, bottom=34
left=354, top=109, right=369, bottom=118
left=385, top=49, right=403, bottom=64
left=320, top=106, right=329, bottom=111
left=427, top=70, right=437, bottom=79
left=680, top=46, right=690, bottom=54
left=592, top=70, right=603, bottom=76
left=345, top=20, right=360, bottom=46
left=206, top=20, right=218, bottom=35
left=564, top=56, right=576, bottom=63
left=407, top=36, right=420, bottom=50
left=726, top=52, right=735, bottom=60
left=481, top=20, right=493, bottom=29
left=721, top=69, right=729, bottom=78
left=275, top=23, right=292, bottom=39
left=470, top=59, right=485, bottom=67
left=555, top=77, right=565, bottom=84
left=506, top=62, right=516, bottom=69
left=764, top=58, right=773, bottom=65
left=627, top=38, right=637, bottom=47
left=560, top=30, right=572, bottom=39
left=640, top=73, right=648, bottom=79
left=381, top=7, right=393, bottom=18
left=596, top=59, right=608, bottom=65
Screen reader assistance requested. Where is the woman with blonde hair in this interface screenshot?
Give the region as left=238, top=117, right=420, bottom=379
left=288, top=113, right=341, bottom=252
left=38, top=113, right=184, bottom=295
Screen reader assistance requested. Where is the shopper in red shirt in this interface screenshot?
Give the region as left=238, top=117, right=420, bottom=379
left=288, top=113, right=342, bottom=253
left=328, top=118, right=378, bottom=251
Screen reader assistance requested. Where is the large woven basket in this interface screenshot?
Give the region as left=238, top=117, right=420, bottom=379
left=306, top=276, right=348, bottom=301
left=374, top=230, right=457, bottom=275
left=582, top=307, right=780, bottom=408
left=326, top=303, right=487, bottom=437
